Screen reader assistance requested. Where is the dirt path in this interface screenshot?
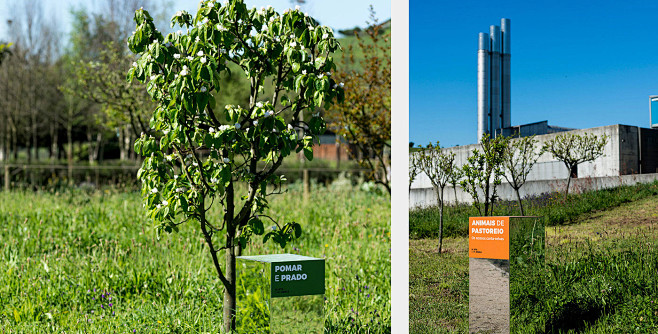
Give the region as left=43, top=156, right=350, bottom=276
left=469, top=258, right=509, bottom=334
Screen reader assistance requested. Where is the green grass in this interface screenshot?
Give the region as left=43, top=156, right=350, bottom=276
left=409, top=182, right=658, bottom=333
left=0, top=183, right=390, bottom=333
left=410, top=180, right=658, bottom=239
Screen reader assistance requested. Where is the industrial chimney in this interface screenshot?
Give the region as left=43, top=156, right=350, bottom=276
left=477, top=18, right=511, bottom=142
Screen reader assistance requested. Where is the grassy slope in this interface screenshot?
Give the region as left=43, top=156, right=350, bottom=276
left=0, top=185, right=390, bottom=333
left=410, top=184, right=658, bottom=333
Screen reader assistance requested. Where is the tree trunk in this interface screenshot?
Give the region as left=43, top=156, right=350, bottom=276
left=565, top=176, right=572, bottom=200
left=67, top=124, right=73, bottom=183
left=223, top=244, right=237, bottom=333
left=438, top=186, right=444, bottom=254
left=515, top=187, right=525, bottom=216
left=452, top=183, right=458, bottom=206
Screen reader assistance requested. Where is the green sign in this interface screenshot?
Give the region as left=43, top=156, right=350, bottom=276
left=238, top=254, right=325, bottom=298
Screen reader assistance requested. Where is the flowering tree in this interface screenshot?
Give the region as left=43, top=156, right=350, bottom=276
left=127, top=1, right=343, bottom=331
left=543, top=132, right=608, bottom=199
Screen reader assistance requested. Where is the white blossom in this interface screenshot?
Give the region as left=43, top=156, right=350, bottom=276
left=295, top=5, right=301, bottom=10
left=150, top=75, right=157, bottom=81
left=180, top=65, right=189, bottom=76
left=256, top=101, right=263, bottom=108
left=290, top=41, right=297, bottom=47
left=218, top=125, right=231, bottom=131
left=253, top=120, right=258, bottom=126
left=186, top=56, right=193, bottom=61
left=234, top=123, right=241, bottom=129
left=223, top=157, right=230, bottom=163
left=192, top=161, right=198, bottom=166
left=302, top=69, right=307, bottom=75
left=200, top=56, right=207, bottom=64
left=208, top=2, right=214, bottom=8
left=313, top=112, right=320, bottom=117
left=210, top=178, right=218, bottom=183
left=156, top=204, right=161, bottom=209
left=174, top=53, right=181, bottom=59
left=209, top=127, right=215, bottom=133
left=151, top=188, right=158, bottom=193
left=318, top=73, right=324, bottom=79
left=132, top=62, right=138, bottom=67
left=174, top=175, right=179, bottom=179
left=322, top=33, right=328, bottom=39
left=176, top=187, right=185, bottom=192
left=176, top=10, right=183, bottom=17
left=197, top=50, right=204, bottom=57
left=326, top=72, right=331, bottom=76
left=195, top=36, right=200, bottom=43
left=339, top=82, right=344, bottom=87
left=176, top=30, right=183, bottom=35
left=287, top=124, right=293, bottom=131
left=309, top=26, right=314, bottom=31
left=200, top=86, right=208, bottom=93
left=162, top=200, right=168, bottom=206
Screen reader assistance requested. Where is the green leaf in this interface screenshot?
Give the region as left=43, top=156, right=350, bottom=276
left=250, top=217, right=264, bottom=235
left=303, top=146, right=313, bottom=161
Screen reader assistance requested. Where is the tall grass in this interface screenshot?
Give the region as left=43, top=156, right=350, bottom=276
left=0, top=184, right=390, bottom=333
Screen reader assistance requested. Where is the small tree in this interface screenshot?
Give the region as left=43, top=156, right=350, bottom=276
left=501, top=135, right=540, bottom=215
left=543, top=132, right=608, bottom=199
left=127, top=2, right=343, bottom=331
left=409, top=150, right=420, bottom=194
left=460, top=134, right=508, bottom=216
left=328, top=7, right=391, bottom=194
left=418, top=142, right=457, bottom=254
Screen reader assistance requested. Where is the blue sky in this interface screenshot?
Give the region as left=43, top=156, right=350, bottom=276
left=410, top=0, right=658, bottom=147
left=0, top=0, right=390, bottom=42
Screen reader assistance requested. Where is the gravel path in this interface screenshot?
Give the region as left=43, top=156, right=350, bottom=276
left=469, top=258, right=510, bottom=334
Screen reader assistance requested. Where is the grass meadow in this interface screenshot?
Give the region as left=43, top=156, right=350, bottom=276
left=410, top=181, right=658, bottom=333
left=0, top=182, right=391, bottom=333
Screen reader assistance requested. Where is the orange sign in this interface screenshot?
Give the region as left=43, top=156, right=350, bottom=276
left=469, top=217, right=509, bottom=260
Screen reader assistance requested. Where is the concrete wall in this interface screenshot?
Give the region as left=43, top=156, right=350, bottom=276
left=410, top=173, right=658, bottom=208
left=410, top=124, right=658, bottom=208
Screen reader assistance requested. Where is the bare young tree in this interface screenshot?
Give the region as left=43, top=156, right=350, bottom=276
left=543, top=132, right=609, bottom=199
left=418, top=141, right=457, bottom=254
left=501, top=135, right=540, bottom=215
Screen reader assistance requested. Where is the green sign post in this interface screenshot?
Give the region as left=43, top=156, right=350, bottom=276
left=236, top=254, right=325, bottom=333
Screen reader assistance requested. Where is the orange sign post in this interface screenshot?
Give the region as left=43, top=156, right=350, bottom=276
left=469, top=216, right=509, bottom=260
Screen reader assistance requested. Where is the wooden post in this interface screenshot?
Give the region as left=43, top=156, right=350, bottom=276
left=4, top=165, right=9, bottom=191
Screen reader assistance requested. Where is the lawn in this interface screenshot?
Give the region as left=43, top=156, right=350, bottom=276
left=410, top=184, right=658, bottom=333
left=0, top=183, right=391, bottom=333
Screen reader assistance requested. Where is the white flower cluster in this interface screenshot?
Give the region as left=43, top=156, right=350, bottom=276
left=200, top=86, right=207, bottom=93
left=180, top=65, right=189, bottom=76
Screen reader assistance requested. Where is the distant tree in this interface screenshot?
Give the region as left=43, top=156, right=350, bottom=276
left=127, top=3, right=343, bottom=331
left=460, top=134, right=508, bottom=216
left=328, top=6, right=391, bottom=194
left=543, top=132, right=608, bottom=199
left=448, top=164, right=462, bottom=205
left=409, top=151, right=420, bottom=194
left=418, top=142, right=457, bottom=254
left=501, top=135, right=539, bottom=215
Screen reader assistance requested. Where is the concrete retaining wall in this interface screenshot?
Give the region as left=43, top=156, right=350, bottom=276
left=411, top=172, right=658, bottom=209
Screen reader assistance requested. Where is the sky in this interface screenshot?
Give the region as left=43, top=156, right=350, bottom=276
left=0, top=0, right=391, bottom=41
left=410, top=0, right=658, bottom=147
